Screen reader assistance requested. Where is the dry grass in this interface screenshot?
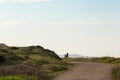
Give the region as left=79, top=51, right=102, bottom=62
left=0, top=65, right=49, bottom=80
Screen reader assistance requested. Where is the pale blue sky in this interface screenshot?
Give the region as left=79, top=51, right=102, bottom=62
left=0, top=0, right=120, bottom=57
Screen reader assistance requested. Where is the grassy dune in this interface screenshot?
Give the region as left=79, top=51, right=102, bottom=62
left=0, top=44, right=70, bottom=80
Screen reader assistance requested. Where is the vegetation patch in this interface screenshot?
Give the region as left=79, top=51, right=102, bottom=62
left=0, top=44, right=70, bottom=80
left=0, top=76, right=26, bottom=80
left=112, top=65, right=120, bottom=80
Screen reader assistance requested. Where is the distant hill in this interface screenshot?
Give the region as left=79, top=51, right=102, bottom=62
left=59, top=54, right=89, bottom=58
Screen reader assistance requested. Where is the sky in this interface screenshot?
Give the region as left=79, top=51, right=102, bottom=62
left=0, top=0, right=120, bottom=57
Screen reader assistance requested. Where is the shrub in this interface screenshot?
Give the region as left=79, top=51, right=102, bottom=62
left=10, top=47, right=20, bottom=50
left=0, top=55, right=6, bottom=62
left=50, top=65, right=68, bottom=72
left=50, top=61, right=69, bottom=72
left=0, top=49, right=9, bottom=53
left=112, top=65, right=120, bottom=80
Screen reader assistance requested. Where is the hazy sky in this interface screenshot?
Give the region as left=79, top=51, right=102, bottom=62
left=0, top=0, right=120, bottom=57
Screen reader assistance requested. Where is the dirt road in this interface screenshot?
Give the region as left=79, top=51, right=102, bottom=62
left=53, top=62, right=111, bottom=80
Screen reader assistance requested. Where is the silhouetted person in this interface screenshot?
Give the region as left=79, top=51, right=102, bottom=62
left=65, top=53, right=69, bottom=58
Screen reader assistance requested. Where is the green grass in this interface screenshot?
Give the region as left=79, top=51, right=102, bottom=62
left=0, top=44, right=70, bottom=80
left=0, top=76, right=26, bottom=80
left=0, top=75, right=39, bottom=80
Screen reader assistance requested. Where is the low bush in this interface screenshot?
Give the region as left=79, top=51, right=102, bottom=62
left=112, top=65, right=120, bottom=80
left=50, top=61, right=70, bottom=72
left=50, top=65, right=68, bottom=72
left=0, top=55, right=6, bottom=62
left=9, top=47, right=20, bottom=50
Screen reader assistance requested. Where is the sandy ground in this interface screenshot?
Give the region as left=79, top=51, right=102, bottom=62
left=53, top=62, right=112, bottom=80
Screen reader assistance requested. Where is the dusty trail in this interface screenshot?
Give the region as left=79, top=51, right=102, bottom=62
left=53, top=62, right=112, bottom=80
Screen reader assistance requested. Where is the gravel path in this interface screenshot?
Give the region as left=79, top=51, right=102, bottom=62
left=53, top=62, right=112, bottom=80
